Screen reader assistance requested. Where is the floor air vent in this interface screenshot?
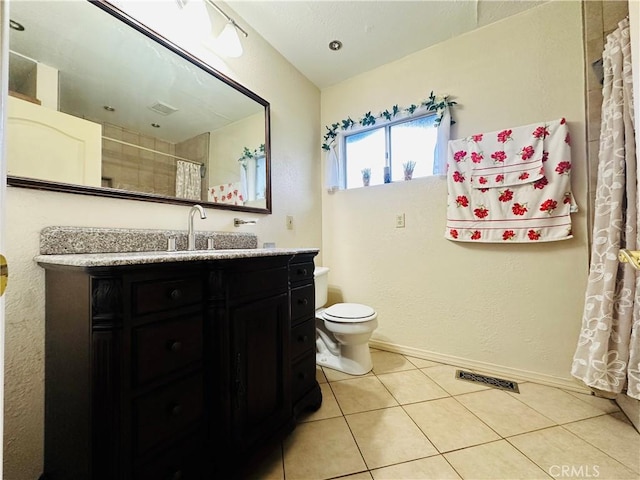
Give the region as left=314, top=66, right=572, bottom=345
left=455, top=370, right=520, bottom=393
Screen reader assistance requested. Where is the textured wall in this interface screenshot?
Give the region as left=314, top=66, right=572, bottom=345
left=2, top=3, right=321, bottom=477
left=321, top=1, right=589, bottom=388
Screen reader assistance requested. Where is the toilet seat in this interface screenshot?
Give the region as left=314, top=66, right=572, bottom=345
left=322, top=303, right=377, bottom=323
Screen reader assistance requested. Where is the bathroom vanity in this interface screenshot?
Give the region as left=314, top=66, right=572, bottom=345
left=36, top=242, right=321, bottom=479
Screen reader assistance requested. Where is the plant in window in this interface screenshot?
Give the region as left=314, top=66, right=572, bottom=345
left=361, top=168, right=371, bottom=186
left=403, top=161, right=416, bottom=181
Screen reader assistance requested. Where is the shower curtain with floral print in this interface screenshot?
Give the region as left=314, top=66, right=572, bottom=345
left=572, top=18, right=639, bottom=400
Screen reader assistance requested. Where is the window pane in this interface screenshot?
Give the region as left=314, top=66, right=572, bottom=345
left=345, top=128, right=386, bottom=188
left=390, top=115, right=437, bottom=180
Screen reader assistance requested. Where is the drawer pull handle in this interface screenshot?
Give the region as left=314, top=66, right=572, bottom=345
left=298, top=298, right=308, bottom=306
left=167, top=340, right=183, bottom=353
left=169, top=289, right=182, bottom=300
left=297, top=268, right=308, bottom=276
left=298, top=335, right=308, bottom=343
left=169, top=403, right=183, bottom=416
left=298, top=372, right=308, bottom=380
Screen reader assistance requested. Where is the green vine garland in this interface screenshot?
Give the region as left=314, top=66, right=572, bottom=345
left=238, top=144, right=265, bottom=168
left=322, top=91, right=456, bottom=151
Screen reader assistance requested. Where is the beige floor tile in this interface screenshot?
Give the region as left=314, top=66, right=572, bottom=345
left=404, top=397, right=500, bottom=453
left=371, top=351, right=417, bottom=374
left=377, top=369, right=449, bottom=404
left=330, top=376, right=398, bottom=414
left=299, top=382, right=343, bottom=423
left=323, top=366, right=374, bottom=382
left=339, top=472, right=374, bottom=479
left=456, top=389, right=555, bottom=437
left=346, top=406, right=438, bottom=469
left=371, top=455, right=461, bottom=479
left=405, top=356, right=444, bottom=369
left=283, top=417, right=366, bottom=480
left=508, top=426, right=638, bottom=479
left=244, top=443, right=284, bottom=480
left=444, top=440, right=550, bottom=479
left=565, top=389, right=621, bottom=414
left=316, top=365, right=327, bottom=384
left=508, top=382, right=608, bottom=424
left=564, top=413, right=640, bottom=473
left=422, top=365, right=491, bottom=396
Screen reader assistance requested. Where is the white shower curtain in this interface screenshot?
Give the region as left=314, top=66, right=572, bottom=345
left=175, top=160, right=201, bottom=201
left=572, top=18, right=639, bottom=400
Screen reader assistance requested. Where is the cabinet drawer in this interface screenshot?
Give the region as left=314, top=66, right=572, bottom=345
left=291, top=285, right=314, bottom=324
left=227, top=267, right=289, bottom=301
left=291, top=318, right=315, bottom=360
left=135, top=433, right=204, bottom=480
left=133, top=316, right=203, bottom=385
left=292, top=353, right=317, bottom=402
left=290, top=261, right=314, bottom=285
left=134, top=374, right=203, bottom=455
left=133, top=277, right=203, bottom=316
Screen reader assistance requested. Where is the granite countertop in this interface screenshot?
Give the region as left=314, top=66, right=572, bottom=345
left=35, top=226, right=319, bottom=267
left=35, top=247, right=320, bottom=267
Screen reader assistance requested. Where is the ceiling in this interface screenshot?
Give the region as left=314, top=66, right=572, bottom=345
left=226, top=0, right=547, bottom=89
left=7, top=0, right=546, bottom=143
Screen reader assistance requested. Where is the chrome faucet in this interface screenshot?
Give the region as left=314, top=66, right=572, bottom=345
left=188, top=204, right=206, bottom=250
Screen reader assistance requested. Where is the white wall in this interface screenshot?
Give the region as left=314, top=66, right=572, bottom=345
left=2, top=3, right=322, bottom=477
left=321, top=1, right=589, bottom=389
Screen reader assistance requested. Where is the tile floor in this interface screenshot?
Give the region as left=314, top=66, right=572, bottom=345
left=246, top=350, right=640, bottom=480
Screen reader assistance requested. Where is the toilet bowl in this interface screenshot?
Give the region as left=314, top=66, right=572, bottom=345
left=314, top=267, right=378, bottom=375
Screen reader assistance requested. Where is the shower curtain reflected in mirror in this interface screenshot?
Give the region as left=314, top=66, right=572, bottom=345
left=175, top=160, right=202, bottom=201
left=572, top=17, right=639, bottom=400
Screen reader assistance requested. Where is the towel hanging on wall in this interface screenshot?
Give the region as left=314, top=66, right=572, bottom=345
left=445, top=118, right=577, bottom=243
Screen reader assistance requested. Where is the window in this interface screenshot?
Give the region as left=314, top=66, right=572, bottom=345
left=343, top=113, right=438, bottom=188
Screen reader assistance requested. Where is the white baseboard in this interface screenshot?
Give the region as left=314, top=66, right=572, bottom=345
left=368, top=339, right=591, bottom=394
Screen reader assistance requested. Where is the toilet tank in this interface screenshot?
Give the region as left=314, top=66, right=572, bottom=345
left=314, top=267, right=329, bottom=309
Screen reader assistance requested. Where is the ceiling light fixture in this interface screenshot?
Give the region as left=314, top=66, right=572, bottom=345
left=329, top=40, right=343, bottom=51
left=205, top=0, right=248, bottom=58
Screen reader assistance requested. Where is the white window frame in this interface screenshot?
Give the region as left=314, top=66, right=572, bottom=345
left=340, top=110, right=439, bottom=189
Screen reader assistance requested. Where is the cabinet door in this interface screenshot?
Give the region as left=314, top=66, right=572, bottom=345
left=229, top=292, right=291, bottom=452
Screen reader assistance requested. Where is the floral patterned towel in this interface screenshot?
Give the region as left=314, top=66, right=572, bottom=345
left=445, top=118, right=577, bottom=243
left=208, top=183, right=244, bottom=205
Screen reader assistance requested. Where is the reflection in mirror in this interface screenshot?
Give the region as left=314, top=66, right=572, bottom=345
left=7, top=0, right=271, bottom=213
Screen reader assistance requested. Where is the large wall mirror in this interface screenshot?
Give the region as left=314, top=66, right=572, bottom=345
left=7, top=0, right=271, bottom=213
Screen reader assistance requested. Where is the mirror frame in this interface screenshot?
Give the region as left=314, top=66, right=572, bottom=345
left=7, top=0, right=272, bottom=214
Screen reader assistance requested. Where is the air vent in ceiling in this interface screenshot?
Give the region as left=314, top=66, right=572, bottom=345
left=148, top=101, right=178, bottom=116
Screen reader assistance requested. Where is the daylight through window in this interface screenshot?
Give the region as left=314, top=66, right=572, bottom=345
left=343, top=113, right=438, bottom=189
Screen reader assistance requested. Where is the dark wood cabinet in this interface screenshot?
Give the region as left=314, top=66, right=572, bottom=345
left=39, top=252, right=321, bottom=479
left=289, top=256, right=322, bottom=419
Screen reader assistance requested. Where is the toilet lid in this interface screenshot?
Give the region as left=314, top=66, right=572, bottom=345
left=322, top=303, right=376, bottom=323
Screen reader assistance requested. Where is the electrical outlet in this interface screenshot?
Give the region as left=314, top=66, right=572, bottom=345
left=286, top=215, right=294, bottom=230
left=395, top=213, right=405, bottom=228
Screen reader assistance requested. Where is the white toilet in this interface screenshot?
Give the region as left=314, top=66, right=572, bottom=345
left=314, top=267, right=378, bottom=375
